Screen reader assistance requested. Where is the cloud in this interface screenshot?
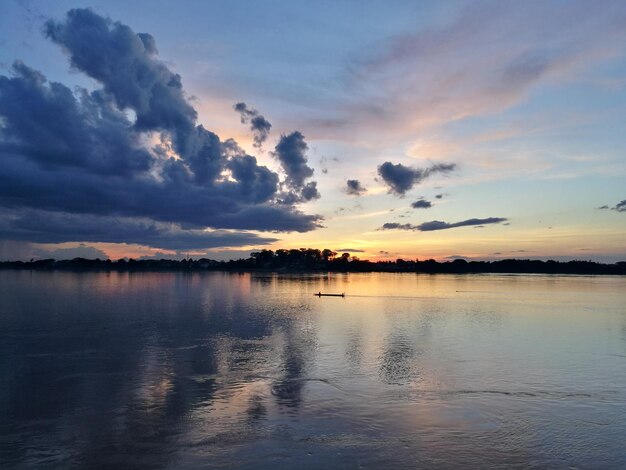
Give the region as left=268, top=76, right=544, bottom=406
left=444, top=255, right=468, bottom=260
left=0, top=240, right=35, bottom=261
left=233, top=102, right=272, bottom=148
left=0, top=9, right=321, bottom=250
left=300, top=181, right=320, bottom=201
left=273, top=131, right=313, bottom=188
left=319, top=156, right=332, bottom=174
left=345, top=179, right=367, bottom=196
left=273, top=131, right=320, bottom=202
left=0, top=65, right=318, bottom=230
left=45, top=10, right=196, bottom=146
left=377, top=162, right=455, bottom=195
left=411, top=199, right=432, bottom=209
left=341, top=1, right=626, bottom=138
left=598, top=200, right=626, bottom=212
left=418, top=217, right=507, bottom=231
left=380, top=223, right=416, bottom=231
left=0, top=61, right=152, bottom=176
left=34, top=244, right=108, bottom=260
left=335, top=248, right=365, bottom=253
left=0, top=209, right=277, bottom=250
left=379, top=217, right=507, bottom=231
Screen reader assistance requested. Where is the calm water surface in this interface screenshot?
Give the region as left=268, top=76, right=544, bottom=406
left=1, top=271, right=625, bottom=469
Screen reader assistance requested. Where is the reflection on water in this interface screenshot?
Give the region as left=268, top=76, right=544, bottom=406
left=1, top=271, right=626, bottom=468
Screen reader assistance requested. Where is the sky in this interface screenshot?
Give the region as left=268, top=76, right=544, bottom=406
left=0, top=0, right=625, bottom=262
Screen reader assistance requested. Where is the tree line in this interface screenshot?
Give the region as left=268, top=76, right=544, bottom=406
left=1, top=248, right=625, bottom=275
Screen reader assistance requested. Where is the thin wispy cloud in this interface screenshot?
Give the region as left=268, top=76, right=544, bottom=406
left=341, top=1, right=626, bottom=137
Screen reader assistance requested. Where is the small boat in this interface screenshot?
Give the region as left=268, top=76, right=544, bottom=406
left=314, top=292, right=345, bottom=297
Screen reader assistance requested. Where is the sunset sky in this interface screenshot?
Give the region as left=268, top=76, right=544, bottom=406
left=1, top=0, right=625, bottom=262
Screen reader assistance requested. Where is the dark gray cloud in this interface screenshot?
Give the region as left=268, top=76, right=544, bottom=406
left=0, top=209, right=277, bottom=250
left=300, top=181, right=320, bottom=201
left=0, top=151, right=319, bottom=231
left=0, top=61, right=152, bottom=176
left=273, top=131, right=320, bottom=203
left=379, top=217, right=507, bottom=232
left=273, top=131, right=314, bottom=188
left=0, top=9, right=321, bottom=250
left=45, top=10, right=197, bottom=146
left=597, top=200, right=625, bottom=212
left=411, top=199, right=432, bottom=209
left=417, top=217, right=507, bottom=231
left=380, top=223, right=416, bottom=231
left=45, top=9, right=234, bottom=187
left=0, top=64, right=318, bottom=230
left=346, top=179, right=367, bottom=196
left=378, top=161, right=456, bottom=195
left=233, top=102, right=272, bottom=148
left=335, top=248, right=365, bottom=253
left=33, top=244, right=108, bottom=260
left=276, top=181, right=320, bottom=205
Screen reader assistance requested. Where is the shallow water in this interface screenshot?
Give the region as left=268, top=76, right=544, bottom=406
left=1, top=271, right=625, bottom=469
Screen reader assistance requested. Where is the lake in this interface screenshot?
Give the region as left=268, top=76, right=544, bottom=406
left=1, top=271, right=625, bottom=469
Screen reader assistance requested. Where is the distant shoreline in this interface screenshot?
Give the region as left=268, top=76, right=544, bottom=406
left=2, top=253, right=625, bottom=276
